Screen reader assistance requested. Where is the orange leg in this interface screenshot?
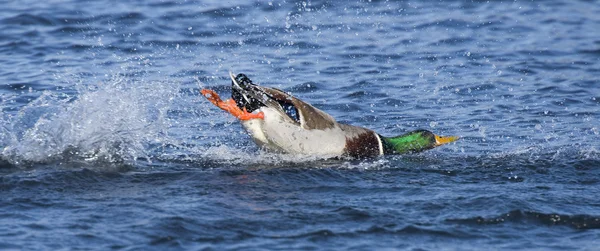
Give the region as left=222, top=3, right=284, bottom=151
left=201, top=89, right=264, bottom=121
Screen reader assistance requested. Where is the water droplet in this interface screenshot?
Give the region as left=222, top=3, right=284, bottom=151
left=478, top=126, right=486, bottom=137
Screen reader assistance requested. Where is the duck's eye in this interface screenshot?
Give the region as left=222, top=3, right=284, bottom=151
left=279, top=102, right=300, bottom=123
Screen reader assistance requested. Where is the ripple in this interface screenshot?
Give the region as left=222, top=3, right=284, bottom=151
left=115, top=12, right=147, bottom=23
left=578, top=48, right=600, bottom=55
left=199, top=5, right=249, bottom=18
left=415, top=18, right=473, bottom=30
left=2, top=13, right=55, bottom=26
left=51, top=26, right=102, bottom=34
left=332, top=206, right=371, bottom=220
left=286, top=82, right=322, bottom=93
left=434, top=37, right=475, bottom=46
left=447, top=210, right=600, bottom=230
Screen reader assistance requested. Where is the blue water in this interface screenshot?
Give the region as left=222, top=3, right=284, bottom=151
left=1, top=0, right=599, bottom=249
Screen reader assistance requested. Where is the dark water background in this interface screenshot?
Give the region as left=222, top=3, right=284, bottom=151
left=1, top=0, right=599, bottom=250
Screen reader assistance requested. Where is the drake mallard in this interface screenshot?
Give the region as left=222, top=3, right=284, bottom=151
left=201, top=73, right=458, bottom=158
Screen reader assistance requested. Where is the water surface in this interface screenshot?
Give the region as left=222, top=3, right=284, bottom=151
left=1, top=0, right=599, bottom=250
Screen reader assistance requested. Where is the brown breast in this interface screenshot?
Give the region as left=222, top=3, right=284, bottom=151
left=339, top=124, right=382, bottom=158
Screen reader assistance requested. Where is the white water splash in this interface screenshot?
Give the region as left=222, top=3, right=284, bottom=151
left=0, top=76, right=179, bottom=165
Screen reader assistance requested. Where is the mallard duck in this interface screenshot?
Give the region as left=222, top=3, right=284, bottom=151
left=201, top=73, right=458, bottom=158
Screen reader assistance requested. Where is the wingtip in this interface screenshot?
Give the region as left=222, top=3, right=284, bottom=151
left=230, top=71, right=243, bottom=89
left=229, top=71, right=236, bottom=81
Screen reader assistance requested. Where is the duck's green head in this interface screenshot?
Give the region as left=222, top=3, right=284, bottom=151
left=381, top=129, right=459, bottom=154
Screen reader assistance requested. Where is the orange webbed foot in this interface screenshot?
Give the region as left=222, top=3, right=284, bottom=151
left=201, top=89, right=224, bottom=107
left=236, top=105, right=265, bottom=121
left=201, top=89, right=264, bottom=121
